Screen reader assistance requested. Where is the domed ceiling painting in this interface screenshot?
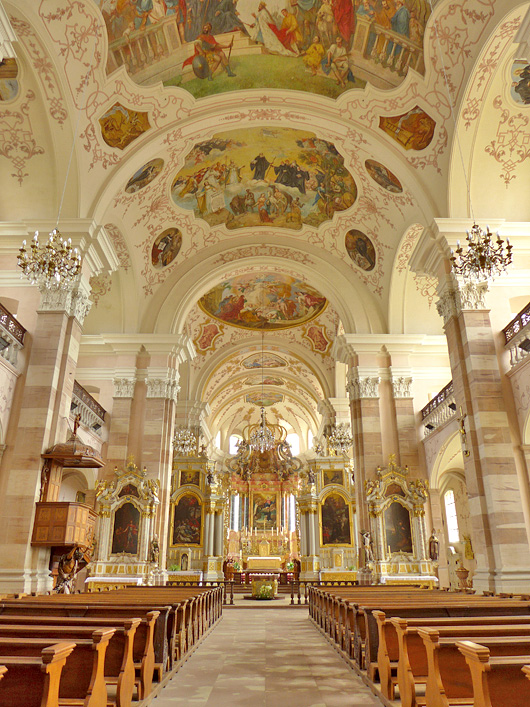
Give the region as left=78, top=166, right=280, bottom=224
left=171, top=127, right=356, bottom=231
left=199, top=273, right=327, bottom=330
left=97, top=0, right=431, bottom=99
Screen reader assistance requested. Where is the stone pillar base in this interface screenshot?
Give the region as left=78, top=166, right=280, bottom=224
left=300, top=555, right=320, bottom=581
left=0, top=567, right=53, bottom=595
left=203, top=556, right=223, bottom=582
left=490, top=568, right=530, bottom=594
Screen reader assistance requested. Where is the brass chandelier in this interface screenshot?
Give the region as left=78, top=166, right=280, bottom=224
left=326, top=423, right=353, bottom=455
left=249, top=405, right=275, bottom=453
left=18, top=230, right=81, bottom=290
left=450, top=224, right=513, bottom=283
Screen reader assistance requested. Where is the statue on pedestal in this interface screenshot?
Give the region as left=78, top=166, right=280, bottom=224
left=150, top=534, right=160, bottom=565
left=428, top=528, right=439, bottom=561
left=360, top=530, right=374, bottom=564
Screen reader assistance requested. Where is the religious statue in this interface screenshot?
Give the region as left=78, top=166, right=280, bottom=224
left=150, top=535, right=160, bottom=565
left=463, top=533, right=474, bottom=560
left=181, top=553, right=189, bottom=571
left=360, top=530, right=374, bottom=564
left=428, top=528, right=439, bottom=561
left=54, top=545, right=89, bottom=594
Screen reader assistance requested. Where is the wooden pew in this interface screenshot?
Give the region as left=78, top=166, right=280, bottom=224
left=0, top=641, right=74, bottom=707
left=419, top=628, right=530, bottom=707
left=457, top=640, right=530, bottom=707
left=390, top=619, right=530, bottom=707
left=0, top=620, right=139, bottom=707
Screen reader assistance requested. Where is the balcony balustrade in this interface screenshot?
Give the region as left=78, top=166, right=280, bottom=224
left=71, top=380, right=106, bottom=436
left=0, top=302, right=26, bottom=366
left=503, top=301, right=530, bottom=368
left=421, top=381, right=456, bottom=437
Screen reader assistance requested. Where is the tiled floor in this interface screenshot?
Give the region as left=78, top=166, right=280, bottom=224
left=154, top=603, right=381, bottom=706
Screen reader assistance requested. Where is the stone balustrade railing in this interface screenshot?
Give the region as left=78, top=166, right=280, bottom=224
left=71, top=380, right=106, bottom=435
left=503, top=301, right=530, bottom=368
left=352, top=16, right=424, bottom=85
left=421, top=381, right=456, bottom=437
left=0, top=302, right=26, bottom=367
left=106, top=15, right=183, bottom=77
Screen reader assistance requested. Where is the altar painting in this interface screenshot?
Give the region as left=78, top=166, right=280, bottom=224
left=172, top=493, right=202, bottom=546
left=171, top=127, right=357, bottom=231
left=385, top=501, right=413, bottom=554
left=252, top=493, right=277, bottom=530
left=323, top=468, right=343, bottom=487
left=111, top=502, right=140, bottom=555
left=321, top=493, right=351, bottom=545
left=180, top=470, right=201, bottom=487
left=199, top=273, right=326, bottom=330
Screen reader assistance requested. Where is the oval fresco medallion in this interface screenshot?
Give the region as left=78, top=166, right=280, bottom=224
left=244, top=376, right=284, bottom=386
left=511, top=60, right=530, bottom=105
left=365, top=159, right=403, bottom=194
left=246, top=392, right=283, bottom=407
left=125, top=158, right=164, bottom=194
left=171, top=127, right=357, bottom=231
left=151, top=227, right=182, bottom=269
left=345, top=229, right=376, bottom=272
left=242, top=353, right=286, bottom=370
left=0, top=58, right=19, bottom=102
left=199, top=273, right=327, bottom=330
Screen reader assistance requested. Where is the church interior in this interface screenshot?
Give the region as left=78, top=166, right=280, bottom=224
left=1, top=0, right=530, bottom=704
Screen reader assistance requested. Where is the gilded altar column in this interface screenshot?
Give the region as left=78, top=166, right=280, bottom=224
left=297, top=491, right=319, bottom=580
left=0, top=279, right=92, bottom=593
left=436, top=278, right=530, bottom=592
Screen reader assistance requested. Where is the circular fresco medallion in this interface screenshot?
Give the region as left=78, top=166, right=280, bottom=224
left=0, top=58, right=19, bottom=102
left=345, top=229, right=376, bottom=272
left=199, top=273, right=327, bottom=330
left=125, top=158, right=164, bottom=194
left=244, top=376, right=284, bottom=386
left=365, top=159, right=403, bottom=194
left=151, top=228, right=182, bottom=269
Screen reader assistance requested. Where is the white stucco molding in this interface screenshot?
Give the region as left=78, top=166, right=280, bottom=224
left=0, top=2, right=17, bottom=62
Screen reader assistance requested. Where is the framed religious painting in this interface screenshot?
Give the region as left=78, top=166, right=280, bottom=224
left=384, top=500, right=413, bottom=555
left=320, top=492, right=352, bottom=546
left=171, top=493, right=202, bottom=546
left=322, top=468, right=343, bottom=487
left=111, top=501, right=140, bottom=555
left=180, top=469, right=201, bottom=488
left=251, top=492, right=278, bottom=530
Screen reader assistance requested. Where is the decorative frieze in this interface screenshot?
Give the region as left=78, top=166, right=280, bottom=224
left=392, top=376, right=413, bottom=398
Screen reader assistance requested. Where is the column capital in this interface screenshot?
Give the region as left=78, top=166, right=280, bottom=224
left=146, top=377, right=180, bottom=402
left=392, top=376, right=413, bottom=399
left=347, top=369, right=380, bottom=400
left=38, top=280, right=92, bottom=326
left=436, top=279, right=489, bottom=325
left=113, top=377, right=136, bottom=398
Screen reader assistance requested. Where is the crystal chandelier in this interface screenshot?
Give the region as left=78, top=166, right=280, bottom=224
left=326, top=424, right=353, bottom=454
left=173, top=426, right=197, bottom=456
left=18, top=230, right=81, bottom=290
left=249, top=406, right=275, bottom=453
left=450, top=224, right=513, bottom=283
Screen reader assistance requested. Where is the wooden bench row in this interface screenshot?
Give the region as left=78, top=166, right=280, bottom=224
left=0, top=584, right=223, bottom=706
left=309, top=585, right=530, bottom=707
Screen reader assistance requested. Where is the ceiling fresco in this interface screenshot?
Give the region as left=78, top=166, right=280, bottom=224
left=125, top=158, right=164, bottom=193
left=151, top=227, right=182, bottom=268
left=242, top=353, right=286, bottom=369
left=364, top=159, right=403, bottom=193
left=345, top=229, right=376, bottom=271
left=95, top=0, right=431, bottom=100
left=171, top=127, right=357, bottom=231
left=511, top=61, right=530, bottom=105
left=198, top=273, right=327, bottom=330
left=99, top=102, right=151, bottom=149
left=0, top=58, right=19, bottom=101
left=244, top=376, right=284, bottom=386
left=378, top=106, right=436, bottom=151
left=246, top=392, right=284, bottom=407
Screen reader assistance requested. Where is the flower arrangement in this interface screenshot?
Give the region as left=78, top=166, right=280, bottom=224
left=257, top=583, right=273, bottom=600
left=286, top=560, right=294, bottom=571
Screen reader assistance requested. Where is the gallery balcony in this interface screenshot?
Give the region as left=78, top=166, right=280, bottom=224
left=503, top=300, right=530, bottom=368
left=421, top=381, right=456, bottom=437
left=0, top=301, right=26, bottom=367
left=70, top=380, right=107, bottom=437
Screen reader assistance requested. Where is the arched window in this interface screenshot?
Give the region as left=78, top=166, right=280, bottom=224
left=229, top=434, right=242, bottom=455
left=286, top=433, right=299, bottom=456
left=444, top=489, right=460, bottom=543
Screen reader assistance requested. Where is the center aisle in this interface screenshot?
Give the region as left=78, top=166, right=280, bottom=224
left=155, top=603, right=381, bottom=707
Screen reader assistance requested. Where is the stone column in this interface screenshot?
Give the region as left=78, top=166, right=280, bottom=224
left=347, top=370, right=382, bottom=533
left=391, top=373, right=423, bottom=475
left=298, top=493, right=319, bottom=579
left=105, top=376, right=137, bottom=477
left=0, top=282, right=91, bottom=593
left=437, top=279, right=530, bottom=592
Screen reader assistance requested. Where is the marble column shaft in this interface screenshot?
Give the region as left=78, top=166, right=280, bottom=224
left=444, top=304, right=530, bottom=589
left=351, top=396, right=382, bottom=531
